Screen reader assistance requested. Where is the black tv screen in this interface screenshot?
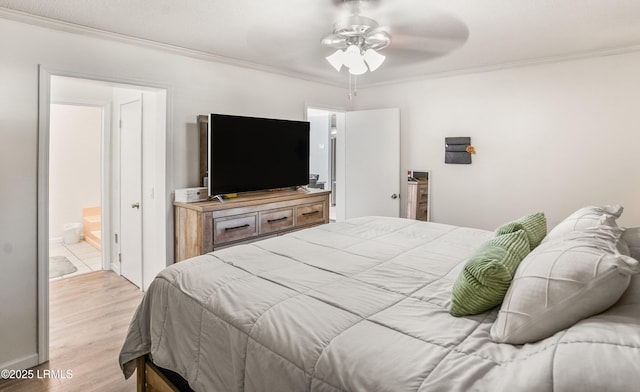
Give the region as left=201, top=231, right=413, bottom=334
left=208, top=114, right=310, bottom=195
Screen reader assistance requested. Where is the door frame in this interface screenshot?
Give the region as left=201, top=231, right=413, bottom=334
left=37, top=66, right=171, bottom=363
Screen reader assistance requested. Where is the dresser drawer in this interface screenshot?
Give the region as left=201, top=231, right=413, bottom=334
left=259, top=208, right=294, bottom=234
left=296, top=203, right=325, bottom=226
left=213, top=213, right=258, bottom=245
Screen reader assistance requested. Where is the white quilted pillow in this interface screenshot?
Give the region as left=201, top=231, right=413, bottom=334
left=544, top=205, right=623, bottom=242
left=490, top=225, right=640, bottom=345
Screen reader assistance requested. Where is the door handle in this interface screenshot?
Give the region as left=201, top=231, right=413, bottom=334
left=391, top=194, right=399, bottom=199
left=131, top=202, right=140, bottom=209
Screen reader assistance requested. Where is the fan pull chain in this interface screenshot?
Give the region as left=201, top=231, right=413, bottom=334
left=348, top=74, right=358, bottom=100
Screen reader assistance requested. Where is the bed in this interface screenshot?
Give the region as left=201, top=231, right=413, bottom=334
left=119, top=214, right=640, bottom=391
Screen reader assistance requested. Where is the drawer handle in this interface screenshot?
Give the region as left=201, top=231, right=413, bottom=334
left=302, top=210, right=320, bottom=217
left=267, top=216, right=288, bottom=224
left=224, top=223, right=250, bottom=232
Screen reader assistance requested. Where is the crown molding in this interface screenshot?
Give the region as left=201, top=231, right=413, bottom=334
left=0, top=7, right=340, bottom=87
left=360, top=44, right=640, bottom=89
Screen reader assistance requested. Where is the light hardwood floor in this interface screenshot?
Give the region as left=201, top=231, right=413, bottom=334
left=0, top=271, right=143, bottom=392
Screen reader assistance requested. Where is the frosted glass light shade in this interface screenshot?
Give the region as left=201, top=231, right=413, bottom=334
left=342, top=45, right=361, bottom=68
left=342, top=45, right=365, bottom=75
left=326, top=49, right=345, bottom=72
left=348, top=57, right=367, bottom=75
left=325, top=45, right=386, bottom=75
left=363, top=48, right=385, bottom=71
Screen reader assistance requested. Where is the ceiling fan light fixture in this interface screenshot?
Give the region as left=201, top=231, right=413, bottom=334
left=326, top=49, right=345, bottom=72
left=363, top=48, right=385, bottom=71
left=322, top=0, right=394, bottom=98
left=348, top=56, right=367, bottom=75
left=342, top=44, right=362, bottom=68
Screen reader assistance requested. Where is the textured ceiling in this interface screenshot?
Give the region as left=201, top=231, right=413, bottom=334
left=1, top=0, right=640, bottom=86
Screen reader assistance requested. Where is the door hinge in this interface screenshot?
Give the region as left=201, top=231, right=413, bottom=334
left=119, top=119, right=122, bottom=129
left=119, top=253, right=122, bottom=262
left=115, top=233, right=118, bottom=244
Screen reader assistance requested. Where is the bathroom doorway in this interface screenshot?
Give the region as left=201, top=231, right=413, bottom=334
left=48, top=103, right=104, bottom=280
left=37, top=69, right=169, bottom=364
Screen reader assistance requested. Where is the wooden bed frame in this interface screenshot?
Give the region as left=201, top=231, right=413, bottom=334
left=136, top=355, right=182, bottom=392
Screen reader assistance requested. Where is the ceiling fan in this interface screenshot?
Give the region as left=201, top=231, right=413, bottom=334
left=320, top=0, right=469, bottom=75
left=321, top=1, right=391, bottom=74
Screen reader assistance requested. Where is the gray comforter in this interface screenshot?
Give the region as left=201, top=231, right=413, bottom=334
left=119, top=216, right=640, bottom=391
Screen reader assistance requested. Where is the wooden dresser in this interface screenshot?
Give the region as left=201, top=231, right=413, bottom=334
left=174, top=189, right=330, bottom=262
left=407, top=180, right=429, bottom=221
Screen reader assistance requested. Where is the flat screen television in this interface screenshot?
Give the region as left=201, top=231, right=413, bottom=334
left=208, top=113, right=310, bottom=196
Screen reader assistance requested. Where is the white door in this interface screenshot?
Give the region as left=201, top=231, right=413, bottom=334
left=344, top=108, right=400, bottom=219
left=120, top=99, right=143, bottom=288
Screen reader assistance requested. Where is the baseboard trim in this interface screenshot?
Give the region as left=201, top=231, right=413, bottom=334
left=110, top=262, right=121, bottom=275
left=0, top=353, right=39, bottom=371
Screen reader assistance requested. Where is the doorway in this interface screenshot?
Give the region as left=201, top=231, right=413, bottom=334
left=306, top=107, right=343, bottom=221
left=48, top=103, right=104, bottom=280
left=306, top=106, right=400, bottom=221
left=37, top=69, right=169, bottom=363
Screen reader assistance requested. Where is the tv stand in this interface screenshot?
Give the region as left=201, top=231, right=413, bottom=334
left=174, top=188, right=330, bottom=262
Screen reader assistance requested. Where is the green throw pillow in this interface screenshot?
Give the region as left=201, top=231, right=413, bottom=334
left=495, top=212, right=547, bottom=250
left=450, top=230, right=530, bottom=317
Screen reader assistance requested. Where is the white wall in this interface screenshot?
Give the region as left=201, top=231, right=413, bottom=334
left=0, top=16, right=345, bottom=369
left=353, top=51, right=640, bottom=230
left=48, top=104, right=102, bottom=239
left=51, top=75, right=115, bottom=104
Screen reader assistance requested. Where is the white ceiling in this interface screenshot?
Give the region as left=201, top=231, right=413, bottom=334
left=2, top=0, right=640, bottom=87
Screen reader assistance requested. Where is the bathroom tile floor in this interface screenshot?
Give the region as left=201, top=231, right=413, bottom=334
left=49, top=240, right=102, bottom=281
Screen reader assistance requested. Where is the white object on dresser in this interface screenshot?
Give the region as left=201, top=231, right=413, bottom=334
left=175, top=187, right=209, bottom=203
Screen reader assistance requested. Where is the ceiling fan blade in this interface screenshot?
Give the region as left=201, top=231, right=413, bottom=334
left=386, top=32, right=468, bottom=54
left=377, top=10, right=470, bottom=56
left=321, top=34, right=348, bottom=48
left=327, top=0, right=470, bottom=57
left=363, top=29, right=391, bottom=50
